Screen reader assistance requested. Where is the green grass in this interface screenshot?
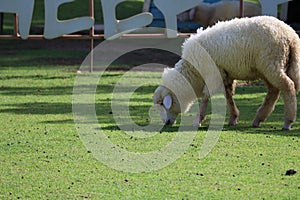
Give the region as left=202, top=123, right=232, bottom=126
left=0, top=1, right=298, bottom=198
left=0, top=53, right=299, bottom=199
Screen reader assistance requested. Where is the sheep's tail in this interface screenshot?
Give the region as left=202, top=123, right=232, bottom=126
left=287, top=39, right=300, bottom=93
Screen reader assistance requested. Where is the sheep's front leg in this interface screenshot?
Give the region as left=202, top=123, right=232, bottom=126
left=193, top=96, right=209, bottom=127
left=225, top=81, right=239, bottom=126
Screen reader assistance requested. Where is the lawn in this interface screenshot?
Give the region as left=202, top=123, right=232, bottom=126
left=0, top=0, right=299, bottom=199
left=0, top=39, right=299, bottom=199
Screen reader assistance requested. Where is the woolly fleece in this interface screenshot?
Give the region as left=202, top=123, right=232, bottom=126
left=155, top=16, right=300, bottom=129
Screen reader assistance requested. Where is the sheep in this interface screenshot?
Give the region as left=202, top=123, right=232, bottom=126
left=177, top=8, right=196, bottom=23
left=193, top=1, right=261, bottom=27
left=153, top=16, right=300, bottom=130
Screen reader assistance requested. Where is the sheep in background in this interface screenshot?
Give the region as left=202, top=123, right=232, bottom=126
left=153, top=16, right=300, bottom=130
left=193, top=1, right=261, bottom=27
left=177, top=8, right=196, bottom=23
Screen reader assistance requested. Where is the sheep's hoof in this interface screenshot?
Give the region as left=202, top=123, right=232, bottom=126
left=252, top=124, right=261, bottom=128
left=193, top=119, right=201, bottom=128
left=283, top=119, right=293, bottom=130
left=228, top=118, right=238, bottom=126
left=282, top=124, right=292, bottom=131
left=252, top=118, right=261, bottom=128
left=193, top=123, right=201, bottom=128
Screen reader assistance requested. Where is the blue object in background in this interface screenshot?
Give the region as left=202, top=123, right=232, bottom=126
left=177, top=21, right=202, bottom=32
left=203, top=0, right=238, bottom=3
left=148, top=2, right=165, bottom=27
left=203, top=0, right=222, bottom=3
left=148, top=1, right=202, bottom=32
left=148, top=0, right=239, bottom=30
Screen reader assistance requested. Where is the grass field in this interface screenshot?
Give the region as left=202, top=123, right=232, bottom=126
left=0, top=0, right=299, bottom=199
left=0, top=39, right=299, bottom=199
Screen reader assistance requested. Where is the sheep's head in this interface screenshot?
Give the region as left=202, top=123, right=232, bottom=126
left=153, top=85, right=180, bottom=125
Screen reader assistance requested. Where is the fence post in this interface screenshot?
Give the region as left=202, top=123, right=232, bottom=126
left=239, top=0, right=244, bottom=18
left=89, top=0, right=94, bottom=72
left=0, top=13, right=3, bottom=33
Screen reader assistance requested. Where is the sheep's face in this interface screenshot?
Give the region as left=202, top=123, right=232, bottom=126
left=153, top=85, right=180, bottom=125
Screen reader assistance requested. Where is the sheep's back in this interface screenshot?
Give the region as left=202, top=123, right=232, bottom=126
left=183, top=16, right=299, bottom=80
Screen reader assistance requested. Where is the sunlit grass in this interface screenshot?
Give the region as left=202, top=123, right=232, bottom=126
left=0, top=65, right=299, bottom=199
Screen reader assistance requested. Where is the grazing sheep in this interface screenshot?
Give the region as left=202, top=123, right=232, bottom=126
left=153, top=16, right=300, bottom=130
left=193, top=1, right=261, bottom=27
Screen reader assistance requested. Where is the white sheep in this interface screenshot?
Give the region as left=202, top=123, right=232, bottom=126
left=193, top=1, right=261, bottom=27
left=153, top=16, right=300, bottom=130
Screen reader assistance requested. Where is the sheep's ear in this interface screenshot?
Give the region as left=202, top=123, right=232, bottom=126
left=163, top=95, right=172, bottom=110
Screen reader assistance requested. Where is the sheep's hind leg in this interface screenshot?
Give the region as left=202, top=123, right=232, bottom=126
left=264, top=72, right=297, bottom=130
left=282, top=86, right=297, bottom=130
left=252, top=81, right=280, bottom=128
left=193, top=96, right=209, bottom=127
left=225, top=81, right=239, bottom=126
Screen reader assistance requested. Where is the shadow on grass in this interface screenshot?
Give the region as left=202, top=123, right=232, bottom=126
left=221, top=124, right=300, bottom=138
left=0, top=74, right=75, bottom=81
left=0, top=83, right=122, bottom=96
left=246, top=128, right=300, bottom=137
left=0, top=86, right=75, bottom=96
left=42, top=119, right=75, bottom=124
left=98, top=125, right=180, bottom=133
left=0, top=102, right=72, bottom=115
left=1, top=79, right=299, bottom=138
